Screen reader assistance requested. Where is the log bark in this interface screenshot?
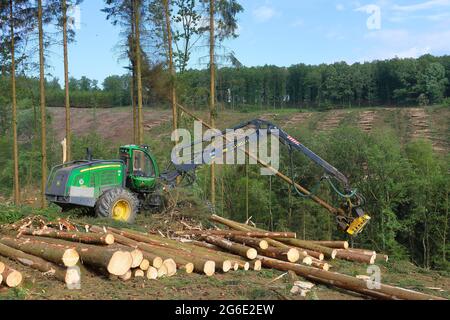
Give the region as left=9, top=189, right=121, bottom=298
left=0, top=236, right=79, bottom=267
left=227, top=235, right=268, bottom=249
left=276, top=238, right=337, bottom=259
left=20, top=228, right=114, bottom=245
left=258, top=247, right=300, bottom=263
left=257, top=255, right=445, bottom=300
left=296, top=248, right=324, bottom=261
left=0, top=242, right=72, bottom=284
left=335, top=250, right=375, bottom=264
left=310, top=257, right=330, bottom=271
left=22, top=236, right=132, bottom=276
left=310, top=241, right=349, bottom=249
left=176, top=230, right=296, bottom=239
left=202, top=236, right=257, bottom=260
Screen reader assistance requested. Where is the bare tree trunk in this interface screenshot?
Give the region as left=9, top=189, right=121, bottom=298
left=130, top=4, right=137, bottom=144
left=134, top=0, right=144, bottom=145
left=62, top=0, right=71, bottom=162
left=38, top=0, right=47, bottom=208
left=209, top=0, right=216, bottom=206
left=163, top=0, right=178, bottom=143
left=9, top=0, right=20, bottom=205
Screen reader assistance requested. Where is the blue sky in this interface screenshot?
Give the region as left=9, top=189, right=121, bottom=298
left=46, top=0, right=450, bottom=84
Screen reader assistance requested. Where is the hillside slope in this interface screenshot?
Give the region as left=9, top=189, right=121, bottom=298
left=48, top=106, right=449, bottom=153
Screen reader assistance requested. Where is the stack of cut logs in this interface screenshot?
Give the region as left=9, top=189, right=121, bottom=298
left=0, top=214, right=444, bottom=300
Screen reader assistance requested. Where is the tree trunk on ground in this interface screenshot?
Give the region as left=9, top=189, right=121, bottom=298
left=62, top=0, right=71, bottom=162
left=0, top=236, right=79, bottom=267
left=20, top=228, right=114, bottom=245
left=202, top=236, right=257, bottom=260
left=176, top=230, right=296, bottom=238
left=22, top=236, right=132, bottom=276
left=9, top=0, right=20, bottom=204
left=91, top=227, right=215, bottom=275
left=257, top=255, right=444, bottom=300
left=335, top=249, right=375, bottom=264
left=227, top=235, right=268, bottom=249
left=0, top=243, right=75, bottom=284
left=38, top=0, right=47, bottom=209
left=274, top=239, right=337, bottom=259
left=0, top=264, right=22, bottom=288
left=310, top=241, right=349, bottom=249
left=258, top=247, right=300, bottom=263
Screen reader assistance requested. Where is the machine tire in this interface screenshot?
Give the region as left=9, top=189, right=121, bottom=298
left=95, top=188, right=139, bottom=223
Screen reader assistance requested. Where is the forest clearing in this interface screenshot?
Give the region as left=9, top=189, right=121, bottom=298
left=1, top=0, right=449, bottom=307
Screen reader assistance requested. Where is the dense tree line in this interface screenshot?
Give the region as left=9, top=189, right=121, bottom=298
left=2, top=54, right=450, bottom=110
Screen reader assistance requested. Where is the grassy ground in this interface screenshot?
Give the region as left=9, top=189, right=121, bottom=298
left=0, top=206, right=449, bottom=301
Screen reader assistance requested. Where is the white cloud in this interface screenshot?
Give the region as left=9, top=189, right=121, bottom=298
left=291, top=19, right=304, bottom=27
left=359, top=28, right=450, bottom=61
left=252, top=5, right=279, bottom=22
left=336, top=4, right=345, bottom=11
left=392, top=0, right=450, bottom=12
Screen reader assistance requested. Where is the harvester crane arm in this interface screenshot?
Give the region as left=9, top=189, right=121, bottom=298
left=165, top=116, right=371, bottom=236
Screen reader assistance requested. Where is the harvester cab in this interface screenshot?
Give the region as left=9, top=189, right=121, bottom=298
left=46, top=145, right=162, bottom=223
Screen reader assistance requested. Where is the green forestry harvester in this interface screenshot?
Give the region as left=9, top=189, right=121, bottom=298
left=45, top=119, right=371, bottom=236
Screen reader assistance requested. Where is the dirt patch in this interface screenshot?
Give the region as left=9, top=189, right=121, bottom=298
left=48, top=107, right=172, bottom=145
left=316, top=110, right=349, bottom=132
left=285, top=113, right=313, bottom=128
left=358, top=110, right=378, bottom=132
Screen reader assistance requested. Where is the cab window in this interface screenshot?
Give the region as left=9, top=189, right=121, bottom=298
left=133, top=150, right=155, bottom=178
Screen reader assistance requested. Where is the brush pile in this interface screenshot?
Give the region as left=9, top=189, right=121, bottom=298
left=0, top=214, right=444, bottom=300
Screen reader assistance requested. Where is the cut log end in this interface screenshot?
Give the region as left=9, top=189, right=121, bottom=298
left=105, top=234, right=115, bottom=245
left=222, top=260, right=232, bottom=273
left=130, top=249, right=144, bottom=269
left=260, top=240, right=269, bottom=250
left=146, top=267, right=158, bottom=280
left=3, top=269, right=22, bottom=288
left=319, top=253, right=325, bottom=261
left=152, top=257, right=163, bottom=269
left=204, top=261, right=216, bottom=276
left=287, top=248, right=300, bottom=263
left=253, top=260, right=262, bottom=271
left=244, top=262, right=250, bottom=271
left=0, top=262, right=5, bottom=274
left=65, top=266, right=81, bottom=286
left=369, top=255, right=376, bottom=265
left=302, top=257, right=313, bottom=266
left=331, top=250, right=337, bottom=259
left=135, top=269, right=145, bottom=278
left=107, top=251, right=133, bottom=276
left=246, top=248, right=258, bottom=260
left=157, top=265, right=168, bottom=278
left=183, top=263, right=194, bottom=274
left=62, top=249, right=80, bottom=267
left=119, top=270, right=132, bottom=281
left=322, top=263, right=330, bottom=271
left=140, top=259, right=150, bottom=271
left=163, top=259, right=177, bottom=277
